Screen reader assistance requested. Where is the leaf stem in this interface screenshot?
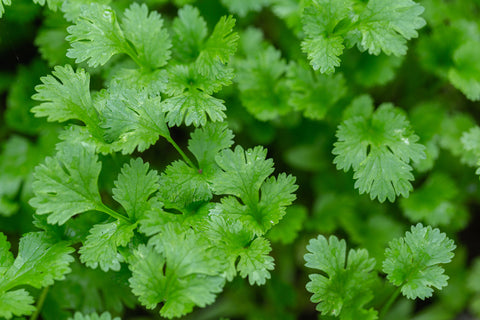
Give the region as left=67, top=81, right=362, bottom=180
left=166, top=136, right=198, bottom=169
left=30, top=286, right=49, bottom=320
left=122, top=43, right=147, bottom=70
left=97, top=204, right=132, bottom=224
left=379, top=286, right=402, bottom=319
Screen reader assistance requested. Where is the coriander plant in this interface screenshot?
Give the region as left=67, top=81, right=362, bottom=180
left=0, top=0, right=479, bottom=319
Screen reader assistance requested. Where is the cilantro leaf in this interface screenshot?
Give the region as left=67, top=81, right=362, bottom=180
left=33, top=0, right=61, bottom=11
left=162, top=63, right=228, bottom=127
left=130, top=224, right=225, bottom=318
left=236, top=45, right=291, bottom=121
left=188, top=122, right=234, bottom=173
left=158, top=160, right=211, bottom=212
left=30, top=142, right=103, bottom=225
left=304, top=235, right=378, bottom=320
left=66, top=4, right=126, bottom=67
left=237, top=236, right=274, bottom=285
left=383, top=223, right=456, bottom=300
left=69, top=312, right=120, bottom=320
left=0, top=0, right=11, bottom=19
left=333, top=104, right=425, bottom=202
left=214, top=146, right=274, bottom=199
left=301, top=0, right=425, bottom=74
left=79, top=221, right=136, bottom=272
left=461, top=126, right=480, bottom=156
left=32, top=65, right=98, bottom=129
left=448, top=41, right=480, bottom=101
left=196, top=15, right=239, bottom=77
left=113, top=158, right=159, bottom=221
left=301, top=0, right=349, bottom=74
left=400, top=173, right=467, bottom=228
left=221, top=0, right=271, bottom=17
left=161, top=90, right=226, bottom=127
left=162, top=8, right=237, bottom=127
left=121, top=3, right=171, bottom=70
left=358, top=0, right=426, bottom=56
left=267, top=205, right=307, bottom=244
left=4, top=233, right=74, bottom=288
left=100, top=86, right=170, bottom=154
left=156, top=123, right=233, bottom=212
left=203, top=216, right=274, bottom=285
left=213, top=146, right=297, bottom=235
left=0, top=289, right=36, bottom=319
left=0, top=232, right=74, bottom=314
left=287, top=61, right=346, bottom=120
left=461, top=126, right=480, bottom=177
left=171, top=5, right=208, bottom=62
left=0, top=233, right=13, bottom=274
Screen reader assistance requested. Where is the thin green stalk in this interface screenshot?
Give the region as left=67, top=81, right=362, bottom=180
left=166, top=136, right=198, bottom=169
left=379, top=286, right=402, bottom=319
left=30, top=286, right=49, bottom=320
left=97, top=204, right=132, bottom=224
left=122, top=42, right=147, bottom=70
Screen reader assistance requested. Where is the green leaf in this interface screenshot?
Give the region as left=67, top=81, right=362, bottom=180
left=400, top=173, right=467, bottom=228
left=172, top=5, right=208, bottom=61
left=0, top=232, right=74, bottom=292
left=0, top=136, right=34, bottom=217
left=214, top=146, right=274, bottom=199
left=100, top=86, right=170, bottom=154
left=203, top=216, right=274, bottom=285
left=33, top=0, right=61, bottom=10
left=171, top=5, right=208, bottom=61
left=236, top=45, right=291, bottom=121
left=48, top=260, right=136, bottom=315
left=162, top=89, right=226, bottom=127
left=79, top=221, right=136, bottom=272
left=158, top=160, right=211, bottom=212
left=237, top=236, right=274, bottom=286
left=113, top=158, right=159, bottom=220
left=0, top=233, right=13, bottom=275
left=0, top=289, right=36, bottom=319
left=129, top=224, right=225, bottom=318
left=66, top=3, right=126, bottom=67
left=161, top=62, right=231, bottom=127
left=267, top=205, right=307, bottom=244
left=121, top=3, right=172, bottom=69
left=69, top=311, right=121, bottom=320
left=0, top=0, right=11, bottom=18
left=30, top=142, right=103, bottom=225
left=358, top=0, right=426, bottom=56
left=300, top=0, right=425, bottom=73
left=461, top=126, right=480, bottom=156
left=287, top=62, right=346, bottom=119
left=448, top=41, right=480, bottom=101
left=196, top=15, right=239, bottom=77
left=221, top=0, right=271, bottom=17
left=383, top=223, right=456, bottom=300
left=213, top=146, right=297, bottom=235
left=333, top=104, right=425, bottom=202
left=304, top=235, right=378, bottom=320
left=300, top=0, right=351, bottom=74
left=302, top=36, right=345, bottom=75
left=32, top=65, right=97, bottom=128
left=188, top=122, right=234, bottom=173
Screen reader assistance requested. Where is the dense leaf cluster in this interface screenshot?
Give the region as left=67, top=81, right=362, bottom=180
left=0, top=0, right=479, bottom=319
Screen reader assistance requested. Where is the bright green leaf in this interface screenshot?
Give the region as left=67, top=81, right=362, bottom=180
left=333, top=104, right=425, bottom=202
left=30, top=142, right=103, bottom=225
left=383, top=224, right=456, bottom=300
left=79, top=221, right=136, bottom=271
left=305, top=235, right=378, bottom=320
